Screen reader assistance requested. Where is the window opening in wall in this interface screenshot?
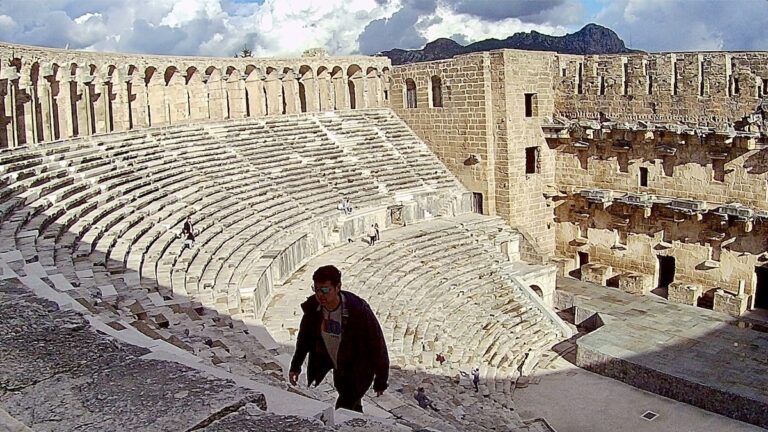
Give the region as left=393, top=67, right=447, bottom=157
left=712, top=159, right=725, bottom=182
left=622, top=61, right=629, bottom=95
left=754, top=266, right=768, bottom=309
left=599, top=76, right=606, bottom=95
left=711, top=242, right=722, bottom=262
left=524, top=93, right=537, bottom=117
left=431, top=75, right=443, bottom=107
left=579, top=223, right=589, bottom=239
left=281, top=86, right=287, bottom=114
left=525, top=146, right=539, bottom=174
left=530, top=285, right=543, bottom=298
left=733, top=77, right=740, bottom=95
left=298, top=82, right=307, bottom=113
left=657, top=255, right=676, bottom=289
left=762, top=79, right=768, bottom=97
left=672, top=61, right=679, bottom=95
left=561, top=67, right=567, bottom=77
left=698, top=57, right=705, bottom=96
left=384, top=89, right=389, bottom=101
left=405, top=78, right=417, bottom=109
left=578, top=251, right=589, bottom=267
left=648, top=75, right=653, bottom=95
left=472, top=192, right=484, bottom=215
left=639, top=167, right=649, bottom=187
left=617, top=230, right=628, bottom=246
left=348, top=81, right=356, bottom=109
left=577, top=63, right=584, bottom=94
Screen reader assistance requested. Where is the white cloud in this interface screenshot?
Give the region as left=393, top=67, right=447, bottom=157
left=595, top=0, right=768, bottom=52
left=0, top=0, right=763, bottom=57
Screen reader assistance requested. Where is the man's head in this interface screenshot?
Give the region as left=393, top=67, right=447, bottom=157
left=312, top=265, right=342, bottom=308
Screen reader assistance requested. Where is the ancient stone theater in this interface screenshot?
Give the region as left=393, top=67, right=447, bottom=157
left=1, top=41, right=767, bottom=431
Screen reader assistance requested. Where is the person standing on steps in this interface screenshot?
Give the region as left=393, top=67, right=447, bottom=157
left=289, top=265, right=389, bottom=413
left=472, top=367, right=480, bottom=392
left=366, top=224, right=377, bottom=246
left=374, top=223, right=380, bottom=242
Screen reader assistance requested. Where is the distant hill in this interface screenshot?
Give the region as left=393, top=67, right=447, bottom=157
left=379, top=23, right=640, bottom=65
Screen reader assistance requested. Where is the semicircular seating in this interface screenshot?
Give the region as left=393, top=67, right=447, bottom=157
left=0, top=108, right=566, bottom=431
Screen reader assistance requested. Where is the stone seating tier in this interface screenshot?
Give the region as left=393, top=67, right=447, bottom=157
left=0, top=109, right=557, bottom=431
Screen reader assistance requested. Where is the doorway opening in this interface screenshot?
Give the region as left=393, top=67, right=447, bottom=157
left=657, top=255, right=675, bottom=289
left=471, top=192, right=483, bottom=214
left=754, top=266, right=768, bottom=309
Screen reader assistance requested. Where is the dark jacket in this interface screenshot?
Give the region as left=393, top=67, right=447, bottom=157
left=289, top=291, right=389, bottom=400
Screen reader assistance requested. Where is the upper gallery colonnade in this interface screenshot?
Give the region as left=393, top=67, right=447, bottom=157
left=0, top=42, right=392, bottom=148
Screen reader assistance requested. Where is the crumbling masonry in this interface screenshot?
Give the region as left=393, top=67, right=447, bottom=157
left=390, top=50, right=768, bottom=316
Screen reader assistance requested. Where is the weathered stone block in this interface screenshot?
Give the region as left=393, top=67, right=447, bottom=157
left=668, top=282, right=702, bottom=306
left=581, top=263, right=612, bottom=285
left=618, top=272, right=653, bottom=295
left=713, top=289, right=749, bottom=316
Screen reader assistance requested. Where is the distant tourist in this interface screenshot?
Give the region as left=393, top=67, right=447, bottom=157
left=366, top=224, right=377, bottom=246
left=374, top=223, right=380, bottom=241
left=414, top=387, right=439, bottom=411
left=181, top=217, right=195, bottom=249
left=472, top=367, right=480, bottom=392
left=436, top=353, right=446, bottom=366
left=337, top=198, right=353, bottom=215
left=289, top=265, right=389, bottom=413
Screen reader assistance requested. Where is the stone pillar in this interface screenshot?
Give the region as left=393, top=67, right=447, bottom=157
left=668, top=282, right=702, bottom=306
left=713, top=288, right=749, bottom=316
left=581, top=263, right=612, bottom=285
left=618, top=272, right=653, bottom=295
left=333, top=73, right=348, bottom=110
left=39, top=74, right=53, bottom=142
left=0, top=78, right=12, bottom=148
left=20, top=75, right=38, bottom=144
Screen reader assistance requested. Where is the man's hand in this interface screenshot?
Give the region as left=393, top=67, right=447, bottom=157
left=289, top=371, right=299, bottom=386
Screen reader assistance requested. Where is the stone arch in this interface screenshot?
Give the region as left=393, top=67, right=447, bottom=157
left=316, top=66, right=332, bottom=111
left=430, top=75, right=443, bottom=108
left=365, top=67, right=381, bottom=108
left=264, top=67, right=282, bottom=115
left=164, top=66, right=187, bottom=124
left=330, top=66, right=345, bottom=110
left=281, top=67, right=299, bottom=114
left=298, top=65, right=315, bottom=113
left=347, top=65, right=363, bottom=109
left=185, top=67, right=207, bottom=121
left=225, top=67, right=246, bottom=119
left=530, top=285, right=543, bottom=298
left=244, top=65, right=265, bottom=117
left=405, top=77, right=417, bottom=109
left=145, top=66, right=166, bottom=126
left=205, top=66, right=226, bottom=120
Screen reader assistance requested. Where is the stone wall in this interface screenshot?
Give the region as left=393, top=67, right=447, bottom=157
left=0, top=42, right=391, bottom=148
left=554, top=195, right=767, bottom=295
left=576, top=342, right=768, bottom=429
left=391, top=50, right=558, bottom=254
left=390, top=54, right=497, bottom=214
left=554, top=52, right=768, bottom=125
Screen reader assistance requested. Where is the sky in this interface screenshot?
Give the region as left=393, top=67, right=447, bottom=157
left=0, top=0, right=765, bottom=58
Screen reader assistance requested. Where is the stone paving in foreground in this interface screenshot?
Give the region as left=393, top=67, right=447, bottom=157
left=557, top=277, right=768, bottom=429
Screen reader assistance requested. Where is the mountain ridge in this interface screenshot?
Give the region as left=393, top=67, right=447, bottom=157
left=378, top=23, right=640, bottom=65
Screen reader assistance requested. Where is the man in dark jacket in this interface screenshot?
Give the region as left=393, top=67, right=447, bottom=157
left=289, top=265, right=389, bottom=412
